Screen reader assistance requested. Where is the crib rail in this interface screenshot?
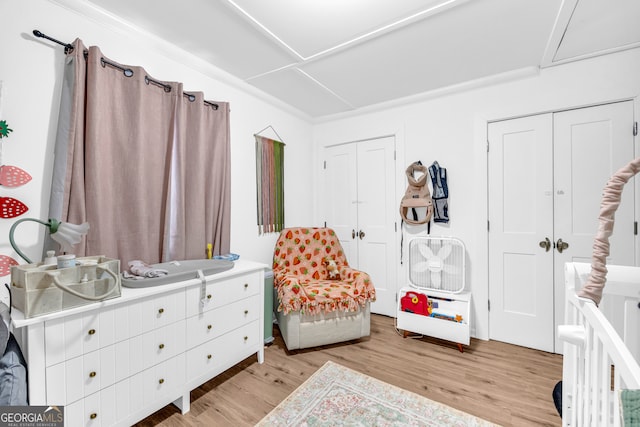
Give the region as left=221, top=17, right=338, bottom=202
left=560, top=262, right=640, bottom=426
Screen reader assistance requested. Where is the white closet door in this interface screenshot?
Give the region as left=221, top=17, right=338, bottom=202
left=323, top=136, right=397, bottom=317
left=553, top=101, right=635, bottom=350
left=488, top=114, right=555, bottom=352
left=488, top=101, right=635, bottom=353
left=357, top=137, right=397, bottom=317
left=324, top=143, right=358, bottom=263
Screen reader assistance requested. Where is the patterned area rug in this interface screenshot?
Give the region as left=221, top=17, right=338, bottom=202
left=257, top=360, right=498, bottom=426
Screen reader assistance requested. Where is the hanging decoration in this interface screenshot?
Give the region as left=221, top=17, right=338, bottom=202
left=255, top=126, right=285, bottom=235
left=0, top=255, right=18, bottom=277
left=0, top=165, right=32, bottom=187
left=0, top=116, right=31, bottom=274
left=0, top=120, right=12, bottom=139
left=0, top=120, right=31, bottom=188
left=0, top=197, right=28, bottom=218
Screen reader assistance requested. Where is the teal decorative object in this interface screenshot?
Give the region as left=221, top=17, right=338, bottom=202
left=0, top=120, right=12, bottom=139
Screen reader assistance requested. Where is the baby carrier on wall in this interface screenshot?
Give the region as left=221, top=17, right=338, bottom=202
left=428, top=161, right=449, bottom=223
left=399, top=161, right=433, bottom=225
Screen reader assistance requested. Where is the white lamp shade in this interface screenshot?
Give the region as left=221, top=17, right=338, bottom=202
left=51, top=221, right=90, bottom=253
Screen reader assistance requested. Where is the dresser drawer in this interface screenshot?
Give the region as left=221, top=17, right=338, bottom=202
left=103, top=319, right=186, bottom=386
left=45, top=308, right=111, bottom=366
left=137, top=289, right=185, bottom=334
left=186, top=321, right=259, bottom=383
left=124, top=353, right=186, bottom=410
left=46, top=345, right=116, bottom=405
left=186, top=294, right=260, bottom=349
left=65, top=385, right=117, bottom=427
left=186, top=271, right=261, bottom=316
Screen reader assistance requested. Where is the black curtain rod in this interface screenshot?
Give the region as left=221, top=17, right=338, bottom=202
left=33, top=29, right=74, bottom=54
left=32, top=29, right=219, bottom=110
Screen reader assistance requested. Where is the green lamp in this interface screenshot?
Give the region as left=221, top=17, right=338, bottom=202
left=9, top=218, right=89, bottom=264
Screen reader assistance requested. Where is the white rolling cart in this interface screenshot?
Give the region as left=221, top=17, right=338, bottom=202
left=397, top=236, right=470, bottom=352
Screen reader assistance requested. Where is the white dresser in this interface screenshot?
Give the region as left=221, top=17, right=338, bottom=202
left=11, top=260, right=266, bottom=427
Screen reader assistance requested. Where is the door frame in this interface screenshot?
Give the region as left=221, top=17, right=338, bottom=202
left=476, top=97, right=639, bottom=343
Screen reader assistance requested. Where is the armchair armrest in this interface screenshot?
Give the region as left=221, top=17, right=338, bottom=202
left=274, top=272, right=309, bottom=315
left=338, top=265, right=376, bottom=301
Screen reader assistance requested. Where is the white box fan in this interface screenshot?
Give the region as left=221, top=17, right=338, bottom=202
left=407, top=236, right=466, bottom=293
left=398, top=235, right=470, bottom=351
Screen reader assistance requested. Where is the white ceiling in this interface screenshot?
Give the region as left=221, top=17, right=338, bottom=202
left=65, top=0, right=640, bottom=119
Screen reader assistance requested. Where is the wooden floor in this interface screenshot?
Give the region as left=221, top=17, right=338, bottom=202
left=135, top=314, right=563, bottom=426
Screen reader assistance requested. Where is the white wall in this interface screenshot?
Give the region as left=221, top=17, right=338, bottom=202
left=313, top=47, right=640, bottom=340
left=0, top=0, right=314, bottom=302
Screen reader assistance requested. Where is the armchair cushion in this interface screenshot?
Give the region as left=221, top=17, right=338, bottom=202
left=273, top=227, right=376, bottom=315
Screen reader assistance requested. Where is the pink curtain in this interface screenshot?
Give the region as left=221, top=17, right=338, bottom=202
left=49, top=39, right=230, bottom=267
left=165, top=92, right=230, bottom=259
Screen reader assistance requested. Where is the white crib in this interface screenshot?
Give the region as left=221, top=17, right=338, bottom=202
left=560, top=262, right=640, bottom=426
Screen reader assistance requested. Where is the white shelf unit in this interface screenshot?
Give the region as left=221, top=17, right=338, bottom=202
left=397, top=287, right=471, bottom=350
left=398, top=236, right=470, bottom=351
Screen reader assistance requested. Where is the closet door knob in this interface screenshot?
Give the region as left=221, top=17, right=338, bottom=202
left=556, top=238, right=569, bottom=253
left=352, top=229, right=356, bottom=239
left=359, top=230, right=365, bottom=240
left=538, top=237, right=551, bottom=252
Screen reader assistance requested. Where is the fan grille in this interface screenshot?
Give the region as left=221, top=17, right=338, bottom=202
left=408, top=236, right=465, bottom=292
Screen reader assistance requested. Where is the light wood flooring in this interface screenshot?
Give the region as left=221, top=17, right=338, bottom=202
left=135, top=314, right=563, bottom=426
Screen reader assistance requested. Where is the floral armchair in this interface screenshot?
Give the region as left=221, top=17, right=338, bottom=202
left=272, top=227, right=376, bottom=316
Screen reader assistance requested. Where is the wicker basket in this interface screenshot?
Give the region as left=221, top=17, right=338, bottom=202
left=10, top=255, right=121, bottom=318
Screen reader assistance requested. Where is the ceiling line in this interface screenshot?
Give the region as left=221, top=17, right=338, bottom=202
left=541, top=42, right=640, bottom=69
left=226, top=0, right=470, bottom=62
left=225, top=0, right=305, bottom=60
left=245, top=62, right=300, bottom=82
left=295, top=69, right=355, bottom=109
left=540, top=0, right=579, bottom=67
left=301, top=0, right=470, bottom=61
